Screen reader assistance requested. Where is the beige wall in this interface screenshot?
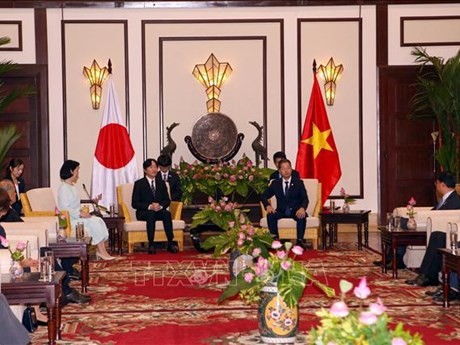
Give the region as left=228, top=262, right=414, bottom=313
left=1, top=4, right=459, bottom=214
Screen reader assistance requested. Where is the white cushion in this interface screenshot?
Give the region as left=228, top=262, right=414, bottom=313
left=124, top=220, right=185, bottom=232
left=22, top=216, right=59, bottom=243
left=26, top=187, right=57, bottom=211
left=0, top=222, right=49, bottom=248
left=259, top=216, right=320, bottom=229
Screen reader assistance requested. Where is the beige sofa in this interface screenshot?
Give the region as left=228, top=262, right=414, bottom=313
left=392, top=207, right=460, bottom=268
left=259, top=179, right=321, bottom=249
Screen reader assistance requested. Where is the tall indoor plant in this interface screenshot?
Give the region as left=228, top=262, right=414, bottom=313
left=0, top=36, right=27, bottom=166
left=410, top=47, right=460, bottom=182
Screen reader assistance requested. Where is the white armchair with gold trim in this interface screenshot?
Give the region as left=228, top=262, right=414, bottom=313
left=116, top=183, right=185, bottom=253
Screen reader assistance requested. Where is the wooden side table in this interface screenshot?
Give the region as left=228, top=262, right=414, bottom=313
left=49, top=237, right=91, bottom=292
left=319, top=210, right=371, bottom=250
left=439, top=248, right=460, bottom=308
left=379, top=226, right=426, bottom=279
left=1, top=271, right=65, bottom=345
left=102, top=216, right=125, bottom=255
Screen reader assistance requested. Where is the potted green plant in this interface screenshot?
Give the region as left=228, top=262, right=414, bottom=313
left=0, top=36, right=29, bottom=166
left=218, top=240, right=335, bottom=344
left=410, top=47, right=460, bottom=182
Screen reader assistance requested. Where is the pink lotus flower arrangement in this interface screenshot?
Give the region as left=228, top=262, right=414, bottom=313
left=0, top=235, right=27, bottom=262
left=340, top=187, right=356, bottom=204
left=175, top=155, right=272, bottom=205
left=406, top=197, right=417, bottom=218
left=310, top=277, right=424, bottom=345
left=218, top=241, right=335, bottom=308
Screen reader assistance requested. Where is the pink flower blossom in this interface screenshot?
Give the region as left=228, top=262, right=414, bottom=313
left=230, top=175, right=236, bottom=182
left=272, top=240, right=282, bottom=249
left=277, top=250, right=287, bottom=259
left=238, top=232, right=246, bottom=240
left=244, top=272, right=254, bottom=283
left=215, top=206, right=221, bottom=212
left=369, top=297, right=387, bottom=315
left=408, top=197, right=416, bottom=206
left=254, top=257, right=269, bottom=276
left=354, top=277, right=371, bottom=299
left=247, top=227, right=255, bottom=236
left=248, top=175, right=254, bottom=181
left=330, top=301, right=349, bottom=317
left=359, top=311, right=378, bottom=325
left=392, top=338, right=407, bottom=345
left=291, top=245, right=304, bottom=256
left=208, top=196, right=214, bottom=203
left=252, top=248, right=261, bottom=257
left=228, top=221, right=235, bottom=228
left=237, top=239, right=244, bottom=247
left=15, top=241, right=27, bottom=251
left=224, top=204, right=232, bottom=212
left=0, top=235, right=9, bottom=248
left=281, top=260, right=292, bottom=271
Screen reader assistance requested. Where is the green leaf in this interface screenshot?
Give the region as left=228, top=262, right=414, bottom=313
left=339, top=279, right=353, bottom=294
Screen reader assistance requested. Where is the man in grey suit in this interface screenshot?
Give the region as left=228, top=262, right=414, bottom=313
left=261, top=159, right=309, bottom=249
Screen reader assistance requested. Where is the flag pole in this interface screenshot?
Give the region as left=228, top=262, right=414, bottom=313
left=312, top=59, right=317, bottom=73
left=107, top=59, right=112, bottom=75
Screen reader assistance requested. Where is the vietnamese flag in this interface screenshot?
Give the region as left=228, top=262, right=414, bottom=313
left=91, top=77, right=138, bottom=209
left=295, top=66, right=342, bottom=206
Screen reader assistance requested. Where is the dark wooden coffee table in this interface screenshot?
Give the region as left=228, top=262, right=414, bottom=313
left=49, top=237, right=91, bottom=292
left=320, top=210, right=371, bottom=250
left=1, top=271, right=65, bottom=345
left=439, top=248, right=460, bottom=308
left=379, top=226, right=427, bottom=279
left=102, top=215, right=125, bottom=255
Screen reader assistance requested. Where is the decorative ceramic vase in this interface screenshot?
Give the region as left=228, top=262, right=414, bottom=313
left=229, top=250, right=253, bottom=280
left=407, top=217, right=417, bottom=230
left=258, top=283, right=299, bottom=344
left=10, top=260, right=24, bottom=280
left=342, top=202, right=350, bottom=213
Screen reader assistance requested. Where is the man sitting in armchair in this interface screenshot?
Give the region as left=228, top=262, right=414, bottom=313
left=405, top=171, right=460, bottom=289
left=261, top=159, right=308, bottom=249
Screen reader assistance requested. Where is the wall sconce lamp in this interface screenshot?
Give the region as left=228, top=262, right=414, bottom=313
left=83, top=59, right=110, bottom=109
left=192, top=53, right=233, bottom=113
left=318, top=57, right=344, bottom=106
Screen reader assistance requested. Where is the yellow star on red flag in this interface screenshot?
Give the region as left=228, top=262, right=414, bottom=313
left=302, top=123, right=333, bottom=158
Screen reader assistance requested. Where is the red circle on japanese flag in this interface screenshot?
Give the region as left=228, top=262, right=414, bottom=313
left=94, top=123, right=135, bottom=169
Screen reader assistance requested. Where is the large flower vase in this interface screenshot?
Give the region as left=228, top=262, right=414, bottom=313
left=229, top=250, right=253, bottom=280
left=258, top=284, right=299, bottom=344
left=407, top=216, right=417, bottom=230
left=10, top=260, right=24, bottom=280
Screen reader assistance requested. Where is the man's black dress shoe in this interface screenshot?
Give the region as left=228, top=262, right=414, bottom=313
left=433, top=290, right=460, bottom=302
left=373, top=260, right=383, bottom=266
left=405, top=274, right=439, bottom=287
left=37, top=320, right=48, bottom=326
left=167, top=243, right=178, bottom=253
left=63, top=289, right=91, bottom=305
left=295, top=240, right=306, bottom=250
left=425, top=288, right=442, bottom=297
left=148, top=245, right=156, bottom=254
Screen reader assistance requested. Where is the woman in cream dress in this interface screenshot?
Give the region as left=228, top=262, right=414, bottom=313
left=57, top=160, right=115, bottom=260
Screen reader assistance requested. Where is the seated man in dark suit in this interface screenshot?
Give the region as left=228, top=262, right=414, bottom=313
left=405, top=171, right=460, bottom=289
left=157, top=154, right=183, bottom=202
left=269, top=151, right=300, bottom=181
left=261, top=159, right=308, bottom=249
left=132, top=158, right=178, bottom=254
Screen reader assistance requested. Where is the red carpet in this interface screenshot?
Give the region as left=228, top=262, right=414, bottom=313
left=29, top=246, right=460, bottom=344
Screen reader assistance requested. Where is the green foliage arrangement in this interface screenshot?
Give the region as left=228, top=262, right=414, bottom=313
left=310, top=278, right=424, bottom=345
left=410, top=47, right=460, bottom=181
left=174, top=155, right=272, bottom=205
left=219, top=240, right=335, bottom=308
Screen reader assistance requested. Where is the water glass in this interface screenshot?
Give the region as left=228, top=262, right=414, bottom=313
left=450, top=228, right=458, bottom=253
left=330, top=200, right=336, bottom=213
left=387, top=212, right=393, bottom=230
left=40, top=251, right=54, bottom=282
left=76, top=222, right=85, bottom=241
left=109, top=204, right=115, bottom=217
left=393, top=216, right=401, bottom=231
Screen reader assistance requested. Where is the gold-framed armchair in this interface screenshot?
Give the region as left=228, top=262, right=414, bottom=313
left=116, top=183, right=185, bottom=253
